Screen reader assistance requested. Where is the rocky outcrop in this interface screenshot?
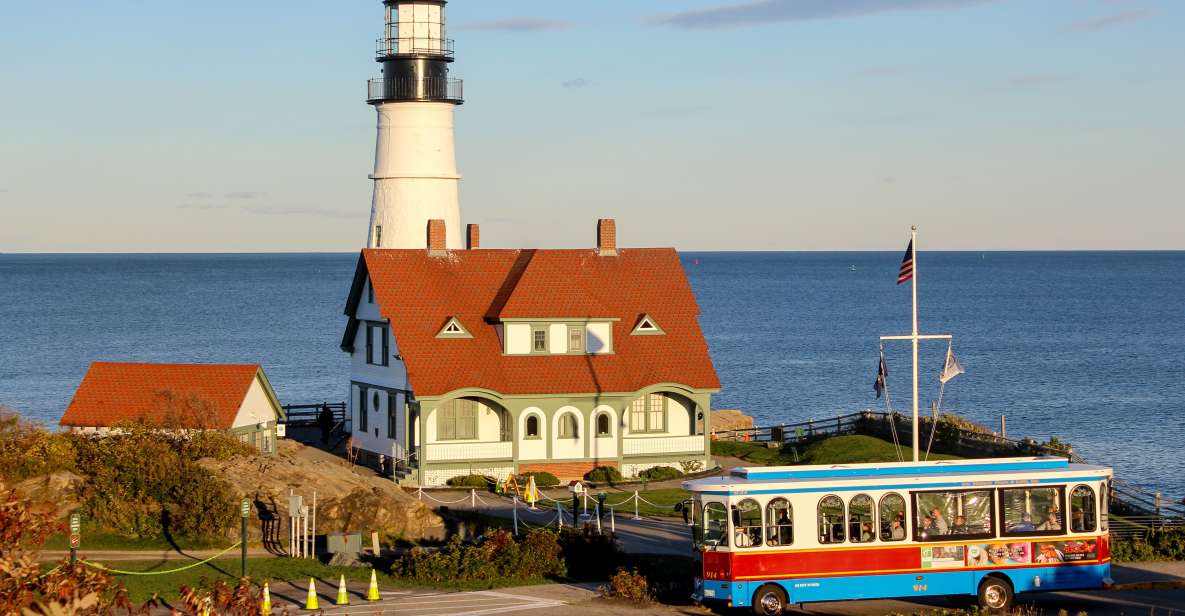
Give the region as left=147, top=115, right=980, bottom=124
left=711, top=409, right=754, bottom=433
left=11, top=471, right=85, bottom=517
left=199, top=440, right=443, bottom=542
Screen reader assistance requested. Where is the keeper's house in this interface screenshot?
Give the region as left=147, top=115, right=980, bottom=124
left=60, top=362, right=284, bottom=455
left=342, top=219, right=721, bottom=487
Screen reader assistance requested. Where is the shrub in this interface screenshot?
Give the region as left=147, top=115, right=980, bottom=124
left=446, top=474, right=491, bottom=488
left=678, top=459, right=704, bottom=474
left=0, top=408, right=77, bottom=481
left=584, top=466, right=622, bottom=484
left=559, top=527, right=622, bottom=580
left=394, top=530, right=565, bottom=583
left=638, top=466, right=682, bottom=482
left=601, top=567, right=652, bottom=606
left=1113, top=527, right=1185, bottom=561
left=520, top=471, right=560, bottom=487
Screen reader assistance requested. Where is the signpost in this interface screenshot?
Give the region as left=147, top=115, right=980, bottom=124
left=69, top=513, right=80, bottom=564
left=240, top=499, right=250, bottom=578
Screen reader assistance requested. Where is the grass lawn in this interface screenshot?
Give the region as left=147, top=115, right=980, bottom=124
left=63, top=557, right=550, bottom=603
left=42, top=526, right=223, bottom=552
left=713, top=435, right=960, bottom=467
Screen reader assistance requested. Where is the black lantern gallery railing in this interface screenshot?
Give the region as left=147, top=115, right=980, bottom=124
left=367, top=77, right=464, bottom=104
left=376, top=36, right=455, bottom=59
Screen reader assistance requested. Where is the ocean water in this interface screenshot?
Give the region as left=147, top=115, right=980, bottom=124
left=1, top=252, right=1182, bottom=496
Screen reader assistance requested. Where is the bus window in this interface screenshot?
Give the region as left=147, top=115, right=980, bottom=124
left=766, top=498, right=793, bottom=546
left=818, top=495, right=846, bottom=544
left=913, top=489, right=994, bottom=541
left=1100, top=482, right=1109, bottom=532
left=734, top=499, right=763, bottom=547
left=849, top=494, right=875, bottom=543
left=703, top=502, right=729, bottom=547
left=1000, top=486, right=1065, bottom=537
left=879, top=493, right=907, bottom=542
left=1071, top=485, right=1097, bottom=533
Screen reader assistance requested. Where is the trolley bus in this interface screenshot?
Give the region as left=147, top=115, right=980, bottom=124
left=682, top=456, right=1112, bottom=614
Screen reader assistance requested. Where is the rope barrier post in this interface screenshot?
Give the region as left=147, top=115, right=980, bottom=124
left=610, top=507, right=615, bottom=534
left=595, top=503, right=602, bottom=534
left=556, top=501, right=563, bottom=529
left=513, top=496, right=519, bottom=536
left=239, top=499, right=249, bottom=578
left=582, top=492, right=589, bottom=519
left=417, top=487, right=423, bottom=501
left=471, top=488, right=476, bottom=510
left=633, top=490, right=641, bottom=521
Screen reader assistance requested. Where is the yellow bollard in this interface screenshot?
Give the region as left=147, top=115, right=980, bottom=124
left=336, top=574, right=349, bottom=606
left=261, top=582, right=272, bottom=616
left=367, top=569, right=381, bottom=602
left=304, top=577, right=319, bottom=611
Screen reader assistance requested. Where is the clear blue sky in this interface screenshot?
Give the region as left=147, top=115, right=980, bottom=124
left=1, top=0, right=1181, bottom=252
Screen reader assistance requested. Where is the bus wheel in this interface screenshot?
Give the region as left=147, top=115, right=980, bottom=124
left=751, top=584, right=787, bottom=616
left=977, top=576, right=1014, bottom=613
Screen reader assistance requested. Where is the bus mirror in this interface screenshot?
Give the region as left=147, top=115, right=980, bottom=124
left=674, top=501, right=683, bottom=513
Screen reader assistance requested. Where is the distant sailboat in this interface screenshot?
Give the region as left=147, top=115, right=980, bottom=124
left=850, top=264, right=857, bottom=272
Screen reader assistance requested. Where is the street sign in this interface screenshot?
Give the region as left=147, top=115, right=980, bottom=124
left=241, top=499, right=251, bottom=518
left=69, top=513, right=80, bottom=550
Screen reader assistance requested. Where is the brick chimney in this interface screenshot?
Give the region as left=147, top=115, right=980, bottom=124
left=427, top=219, right=447, bottom=255
left=597, top=219, right=617, bottom=256
left=466, top=224, right=480, bottom=250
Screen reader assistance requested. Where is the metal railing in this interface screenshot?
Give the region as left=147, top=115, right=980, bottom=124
left=376, top=36, right=455, bottom=58
left=280, top=402, right=346, bottom=427
left=367, top=77, right=463, bottom=103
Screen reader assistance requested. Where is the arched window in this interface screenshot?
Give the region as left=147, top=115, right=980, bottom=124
left=733, top=499, right=763, bottom=548
left=525, top=415, right=540, bottom=439
left=1070, top=485, right=1097, bottom=533
left=596, top=413, right=611, bottom=437
left=558, top=413, right=579, bottom=439
left=818, top=495, right=846, bottom=544
left=849, top=494, right=875, bottom=543
left=703, top=502, right=729, bottom=547
left=766, top=498, right=793, bottom=547
left=879, top=493, right=907, bottom=542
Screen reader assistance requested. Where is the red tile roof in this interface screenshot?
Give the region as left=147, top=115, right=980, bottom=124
left=60, top=363, right=265, bottom=429
left=344, top=248, right=720, bottom=397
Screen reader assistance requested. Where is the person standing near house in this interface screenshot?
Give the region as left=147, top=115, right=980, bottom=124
left=318, top=404, right=334, bottom=445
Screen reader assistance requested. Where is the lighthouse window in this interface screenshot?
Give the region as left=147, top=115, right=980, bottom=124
left=374, top=225, right=382, bottom=248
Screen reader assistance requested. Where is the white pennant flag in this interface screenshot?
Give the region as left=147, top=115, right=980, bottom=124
left=940, top=343, right=965, bottom=384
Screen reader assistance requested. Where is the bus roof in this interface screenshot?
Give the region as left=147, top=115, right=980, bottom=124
left=683, top=456, right=1112, bottom=494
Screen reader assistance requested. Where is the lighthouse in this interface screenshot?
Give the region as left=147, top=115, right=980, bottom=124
left=365, top=0, right=463, bottom=249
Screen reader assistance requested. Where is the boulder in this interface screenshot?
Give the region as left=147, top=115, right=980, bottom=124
left=711, top=409, right=755, bottom=433
left=199, top=440, right=443, bottom=542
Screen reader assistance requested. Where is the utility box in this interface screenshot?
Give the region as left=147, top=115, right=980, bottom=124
left=326, top=532, right=363, bottom=554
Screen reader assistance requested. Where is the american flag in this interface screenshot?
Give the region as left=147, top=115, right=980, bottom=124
left=897, top=239, right=914, bottom=285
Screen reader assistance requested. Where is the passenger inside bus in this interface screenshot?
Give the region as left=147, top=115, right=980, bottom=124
left=766, top=499, right=793, bottom=546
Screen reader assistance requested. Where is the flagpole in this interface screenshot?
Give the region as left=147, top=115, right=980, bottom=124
left=910, top=225, right=920, bottom=462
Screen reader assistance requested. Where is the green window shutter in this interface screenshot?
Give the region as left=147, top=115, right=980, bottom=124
left=438, top=401, right=456, bottom=440
left=387, top=392, right=397, bottom=439
left=458, top=400, right=477, bottom=440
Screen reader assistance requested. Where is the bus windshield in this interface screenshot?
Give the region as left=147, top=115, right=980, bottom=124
left=701, top=501, right=729, bottom=547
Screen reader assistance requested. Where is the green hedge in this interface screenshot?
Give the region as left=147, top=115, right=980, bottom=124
left=638, top=466, right=683, bottom=481
left=1112, top=527, right=1185, bottom=561
left=521, top=471, right=560, bottom=487
left=445, top=474, right=491, bottom=488
left=584, top=466, right=623, bottom=483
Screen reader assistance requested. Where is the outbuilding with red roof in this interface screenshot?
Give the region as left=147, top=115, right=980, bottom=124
left=60, top=362, right=284, bottom=455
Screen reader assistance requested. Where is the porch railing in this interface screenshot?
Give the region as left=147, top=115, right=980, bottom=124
left=425, top=440, right=512, bottom=462
left=623, top=435, right=705, bottom=456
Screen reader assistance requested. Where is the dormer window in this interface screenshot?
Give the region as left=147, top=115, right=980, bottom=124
left=631, top=314, right=664, bottom=336
left=436, top=317, right=472, bottom=339
left=567, top=326, right=584, bottom=352
left=532, top=327, right=548, bottom=353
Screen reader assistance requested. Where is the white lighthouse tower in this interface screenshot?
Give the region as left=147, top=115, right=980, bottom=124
left=366, top=0, right=463, bottom=249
